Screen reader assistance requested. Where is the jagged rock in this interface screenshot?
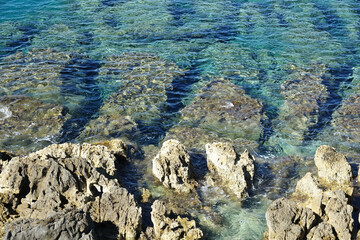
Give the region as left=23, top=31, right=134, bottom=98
left=265, top=145, right=355, bottom=240
left=323, top=190, right=353, bottom=240
left=306, top=222, right=336, bottom=240
left=0, top=95, right=70, bottom=154
left=78, top=52, right=184, bottom=143
left=152, top=139, right=196, bottom=193
left=205, top=142, right=255, bottom=200
left=0, top=142, right=142, bottom=239
left=314, top=145, right=353, bottom=189
left=265, top=198, right=318, bottom=240
left=3, top=210, right=96, bottom=240
left=166, top=78, right=266, bottom=151
left=295, top=172, right=323, bottom=215
left=269, top=63, right=330, bottom=153
left=151, top=200, right=203, bottom=240
left=140, top=188, right=151, bottom=203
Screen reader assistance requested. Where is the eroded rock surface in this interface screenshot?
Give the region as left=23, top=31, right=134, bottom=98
left=151, top=200, right=203, bottom=240
left=264, top=145, right=355, bottom=240
left=4, top=210, right=96, bottom=240
left=0, top=141, right=142, bottom=239
left=266, top=198, right=318, bottom=240
left=205, top=142, right=255, bottom=200
left=153, top=139, right=196, bottom=193
left=166, top=78, right=266, bottom=151
left=0, top=95, right=70, bottom=154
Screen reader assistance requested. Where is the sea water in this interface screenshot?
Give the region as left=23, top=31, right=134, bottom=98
left=1, top=0, right=360, bottom=239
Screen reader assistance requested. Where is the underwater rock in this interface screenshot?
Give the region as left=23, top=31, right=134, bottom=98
left=265, top=198, right=318, bottom=240
left=314, top=145, right=353, bottom=188
left=166, top=78, right=266, bottom=151
left=205, top=142, right=255, bottom=200
left=4, top=210, right=96, bottom=240
left=152, top=139, right=197, bottom=193
left=78, top=52, right=184, bottom=143
left=269, top=63, right=330, bottom=152
left=151, top=200, right=203, bottom=240
left=265, top=145, right=355, bottom=240
left=0, top=95, right=70, bottom=154
left=0, top=48, right=72, bottom=101
left=0, top=142, right=142, bottom=239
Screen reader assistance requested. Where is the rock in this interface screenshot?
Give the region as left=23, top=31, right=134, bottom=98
left=294, top=172, right=323, bottom=215
left=323, top=189, right=353, bottom=240
left=306, top=222, right=336, bottom=240
left=141, top=188, right=151, bottom=203
left=3, top=210, right=96, bottom=240
left=0, top=48, right=72, bottom=102
left=269, top=63, right=330, bottom=153
left=78, top=52, right=184, bottom=143
left=152, top=139, right=196, bottom=193
left=314, top=145, right=353, bottom=189
left=0, top=95, right=70, bottom=154
left=151, top=200, right=203, bottom=240
left=265, top=198, right=318, bottom=240
left=205, top=142, right=255, bottom=200
left=91, top=139, right=128, bottom=162
left=166, top=78, right=266, bottom=151
left=0, top=142, right=142, bottom=239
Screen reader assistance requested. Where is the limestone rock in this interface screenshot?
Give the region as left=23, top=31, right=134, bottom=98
left=265, top=198, right=318, bottom=240
left=269, top=63, right=330, bottom=153
left=3, top=210, right=96, bottom=240
left=323, top=190, right=353, bottom=240
left=151, top=200, right=203, bottom=240
left=0, top=95, right=70, bottom=154
left=205, top=142, right=255, bottom=199
left=166, top=78, right=266, bottom=151
left=314, top=145, right=353, bottom=188
left=306, top=222, right=336, bottom=240
left=78, top=52, right=184, bottom=143
left=295, top=172, right=323, bottom=215
left=152, top=139, right=196, bottom=193
left=0, top=142, right=142, bottom=239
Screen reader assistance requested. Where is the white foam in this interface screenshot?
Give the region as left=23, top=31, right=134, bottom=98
left=0, top=105, right=12, bottom=120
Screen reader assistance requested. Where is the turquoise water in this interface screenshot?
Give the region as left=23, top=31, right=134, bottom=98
left=1, top=0, right=360, bottom=238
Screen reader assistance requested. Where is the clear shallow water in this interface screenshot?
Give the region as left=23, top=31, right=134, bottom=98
left=1, top=0, right=360, bottom=239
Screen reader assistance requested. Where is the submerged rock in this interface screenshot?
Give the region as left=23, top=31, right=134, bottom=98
left=78, top=52, right=184, bottom=143
left=166, top=78, right=266, bottom=151
left=151, top=200, right=203, bottom=240
left=205, top=142, right=255, bottom=200
left=0, top=95, right=70, bottom=154
left=0, top=48, right=72, bottom=101
left=0, top=141, right=142, bottom=239
left=269, top=63, right=330, bottom=153
left=4, top=210, right=96, bottom=240
left=264, top=145, right=355, bottom=240
left=153, top=139, right=197, bottom=193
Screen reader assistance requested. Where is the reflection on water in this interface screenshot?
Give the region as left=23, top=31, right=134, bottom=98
left=1, top=0, right=360, bottom=238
